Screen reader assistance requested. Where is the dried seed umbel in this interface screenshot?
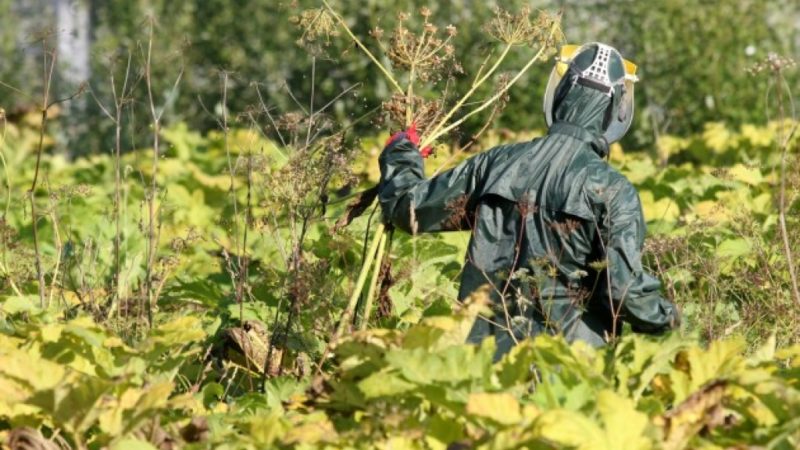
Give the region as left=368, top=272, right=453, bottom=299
left=380, top=8, right=459, bottom=82
left=748, top=53, right=796, bottom=75
left=291, top=8, right=339, bottom=55
left=486, top=7, right=561, bottom=52
left=381, top=93, right=443, bottom=137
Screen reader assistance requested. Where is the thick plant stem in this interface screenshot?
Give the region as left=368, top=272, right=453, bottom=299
left=336, top=222, right=386, bottom=338
left=315, top=223, right=386, bottom=376
left=360, top=230, right=387, bottom=330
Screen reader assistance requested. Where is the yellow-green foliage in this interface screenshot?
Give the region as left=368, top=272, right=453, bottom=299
left=1, top=117, right=799, bottom=448
left=2, top=296, right=800, bottom=449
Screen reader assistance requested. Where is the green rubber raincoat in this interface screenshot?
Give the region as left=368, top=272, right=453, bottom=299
left=378, top=83, right=679, bottom=355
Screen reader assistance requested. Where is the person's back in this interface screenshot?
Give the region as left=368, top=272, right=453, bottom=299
left=378, top=43, right=679, bottom=358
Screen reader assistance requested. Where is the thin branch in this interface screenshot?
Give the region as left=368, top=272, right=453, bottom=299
left=321, top=0, right=404, bottom=94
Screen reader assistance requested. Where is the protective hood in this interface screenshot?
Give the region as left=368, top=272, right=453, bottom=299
left=543, top=43, right=639, bottom=144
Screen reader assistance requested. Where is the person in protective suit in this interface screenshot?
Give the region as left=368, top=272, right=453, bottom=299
left=378, top=42, right=680, bottom=357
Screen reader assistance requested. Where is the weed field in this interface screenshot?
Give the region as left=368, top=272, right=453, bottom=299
left=1, top=2, right=800, bottom=449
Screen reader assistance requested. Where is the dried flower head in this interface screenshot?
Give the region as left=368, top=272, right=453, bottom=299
left=276, top=112, right=307, bottom=133
left=381, top=93, right=443, bottom=137
left=291, top=8, right=339, bottom=54
left=748, top=53, right=796, bottom=76
left=375, top=8, right=459, bottom=83
left=369, top=26, right=384, bottom=40
left=266, top=123, right=356, bottom=216
left=485, top=7, right=561, bottom=49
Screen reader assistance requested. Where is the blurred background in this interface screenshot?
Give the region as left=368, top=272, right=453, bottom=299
left=1, top=0, right=798, bottom=156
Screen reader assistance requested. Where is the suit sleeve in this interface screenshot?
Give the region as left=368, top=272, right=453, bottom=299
left=378, top=137, right=492, bottom=234
left=599, top=180, right=679, bottom=333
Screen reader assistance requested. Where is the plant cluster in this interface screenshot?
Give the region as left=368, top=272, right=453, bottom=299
left=2, top=294, right=800, bottom=449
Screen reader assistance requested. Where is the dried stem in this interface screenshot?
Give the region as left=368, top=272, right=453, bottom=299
left=91, top=51, right=135, bottom=321
left=772, top=70, right=800, bottom=308
left=30, top=43, right=58, bottom=308
left=45, top=182, right=63, bottom=307
left=142, top=18, right=184, bottom=325
left=143, top=21, right=159, bottom=325
left=112, top=54, right=133, bottom=321
left=218, top=71, right=246, bottom=322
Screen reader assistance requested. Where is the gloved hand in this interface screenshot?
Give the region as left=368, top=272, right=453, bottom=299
left=385, top=122, right=434, bottom=158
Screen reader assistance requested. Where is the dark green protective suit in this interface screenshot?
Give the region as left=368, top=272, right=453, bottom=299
left=378, top=83, right=678, bottom=356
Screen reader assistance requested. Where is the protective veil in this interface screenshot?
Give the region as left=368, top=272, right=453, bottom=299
left=378, top=43, right=678, bottom=358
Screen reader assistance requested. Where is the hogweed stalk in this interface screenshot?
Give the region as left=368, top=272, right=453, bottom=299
left=89, top=50, right=135, bottom=322
left=302, top=4, right=562, bottom=335
left=142, top=17, right=184, bottom=326
left=28, top=39, right=85, bottom=308
left=750, top=53, right=799, bottom=308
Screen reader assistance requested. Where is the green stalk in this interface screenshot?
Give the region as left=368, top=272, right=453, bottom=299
left=422, top=42, right=513, bottom=145
left=336, top=222, right=386, bottom=338
left=420, top=23, right=560, bottom=148
left=360, top=230, right=387, bottom=330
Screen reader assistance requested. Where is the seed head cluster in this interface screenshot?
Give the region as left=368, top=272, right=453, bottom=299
left=290, top=8, right=339, bottom=55
left=485, top=7, right=561, bottom=50
left=372, top=8, right=460, bottom=83
left=381, top=93, right=443, bottom=138
left=748, top=53, right=796, bottom=76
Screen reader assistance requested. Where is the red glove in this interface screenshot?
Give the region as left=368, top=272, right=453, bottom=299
left=385, top=122, right=434, bottom=158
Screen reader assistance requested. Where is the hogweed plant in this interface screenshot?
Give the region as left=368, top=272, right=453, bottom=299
left=243, top=72, right=361, bottom=379
left=141, top=18, right=185, bottom=327
left=296, top=3, right=562, bottom=352
left=89, top=50, right=137, bottom=322
left=749, top=53, right=800, bottom=308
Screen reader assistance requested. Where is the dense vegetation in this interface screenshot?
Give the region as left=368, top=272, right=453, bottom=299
left=1, top=1, right=799, bottom=449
